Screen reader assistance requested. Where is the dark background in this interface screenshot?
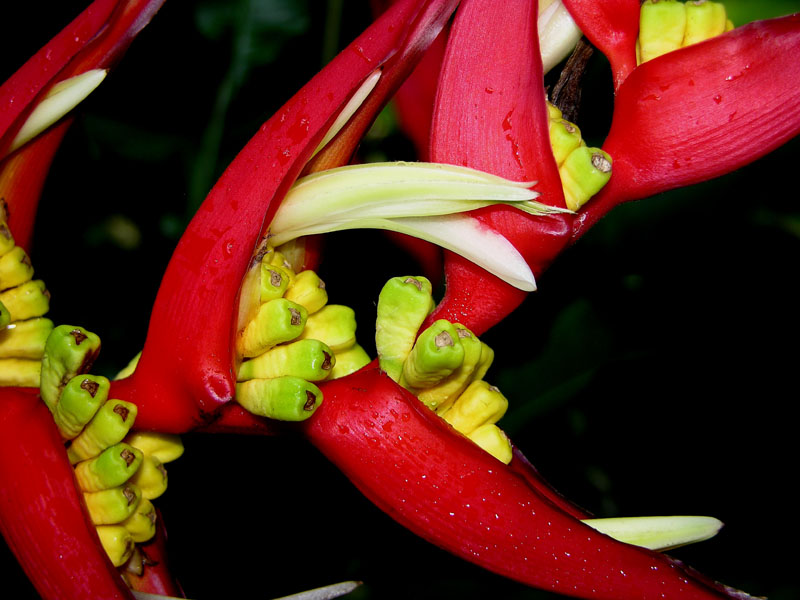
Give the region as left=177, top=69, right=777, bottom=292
left=2, top=1, right=799, bottom=598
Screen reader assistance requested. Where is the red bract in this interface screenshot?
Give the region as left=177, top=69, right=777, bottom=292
left=3, top=1, right=800, bottom=599
left=576, top=14, right=800, bottom=235
left=426, top=4, right=800, bottom=335
left=113, top=0, right=461, bottom=432
left=0, top=0, right=167, bottom=250
left=304, top=366, right=744, bottom=600
left=0, top=389, right=133, bottom=599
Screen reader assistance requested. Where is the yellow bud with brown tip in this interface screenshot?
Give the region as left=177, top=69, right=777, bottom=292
left=467, top=423, right=513, bottom=464
left=0, top=246, right=34, bottom=290
left=121, top=497, right=157, bottom=543
left=284, top=270, right=328, bottom=314
left=560, top=146, right=612, bottom=212
left=130, top=455, right=168, bottom=500
left=440, top=380, right=508, bottom=435
left=84, top=483, right=142, bottom=525
left=95, top=525, right=135, bottom=567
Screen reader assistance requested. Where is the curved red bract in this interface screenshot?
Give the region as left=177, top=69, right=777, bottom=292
left=0, top=389, right=135, bottom=600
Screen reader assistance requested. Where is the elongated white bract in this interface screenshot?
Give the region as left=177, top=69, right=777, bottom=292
left=269, top=162, right=572, bottom=291
left=582, top=515, right=723, bottom=551
left=8, top=69, right=108, bottom=155
left=539, top=1, right=583, bottom=74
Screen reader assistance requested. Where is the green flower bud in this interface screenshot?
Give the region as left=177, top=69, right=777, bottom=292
left=74, top=443, right=143, bottom=492
left=237, top=338, right=335, bottom=382
left=52, top=374, right=110, bottom=440
left=67, top=399, right=137, bottom=463
left=39, top=325, right=101, bottom=411
left=400, top=320, right=465, bottom=390
left=549, top=120, right=583, bottom=167
left=83, top=483, right=142, bottom=525
left=419, top=325, right=484, bottom=412
left=260, top=262, right=291, bottom=303
left=236, top=376, right=323, bottom=421
left=376, top=276, right=434, bottom=382
left=560, top=146, right=612, bottom=212
left=237, top=298, right=308, bottom=358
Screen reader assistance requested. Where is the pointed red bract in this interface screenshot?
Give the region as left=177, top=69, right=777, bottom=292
left=304, top=366, right=748, bottom=600
left=576, top=14, right=800, bottom=236
left=115, top=0, right=460, bottom=431
left=0, top=389, right=135, bottom=600
left=0, top=0, right=167, bottom=246
left=0, top=0, right=118, bottom=152
left=0, top=122, right=70, bottom=251
left=427, top=0, right=571, bottom=335
left=561, top=0, right=640, bottom=90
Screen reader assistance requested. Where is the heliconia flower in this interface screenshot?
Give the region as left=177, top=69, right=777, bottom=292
left=424, top=1, right=800, bottom=336
left=3, top=1, right=799, bottom=600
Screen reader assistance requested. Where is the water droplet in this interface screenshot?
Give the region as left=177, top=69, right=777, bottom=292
left=713, top=95, right=722, bottom=104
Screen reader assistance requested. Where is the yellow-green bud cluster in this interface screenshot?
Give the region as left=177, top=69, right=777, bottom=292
left=235, top=246, right=370, bottom=420
left=38, top=325, right=183, bottom=567
left=546, top=102, right=612, bottom=212
left=0, top=207, right=53, bottom=387
left=637, top=0, right=734, bottom=65
left=375, top=276, right=513, bottom=464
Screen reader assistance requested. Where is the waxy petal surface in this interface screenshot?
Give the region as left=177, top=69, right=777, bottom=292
left=304, top=366, right=749, bottom=600
left=115, top=0, right=460, bottom=431
left=429, top=0, right=571, bottom=335
left=0, top=389, right=134, bottom=600
left=561, top=0, right=640, bottom=90
left=577, top=15, right=800, bottom=236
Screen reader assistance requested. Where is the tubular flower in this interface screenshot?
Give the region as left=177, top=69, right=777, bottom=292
left=1, top=2, right=799, bottom=600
